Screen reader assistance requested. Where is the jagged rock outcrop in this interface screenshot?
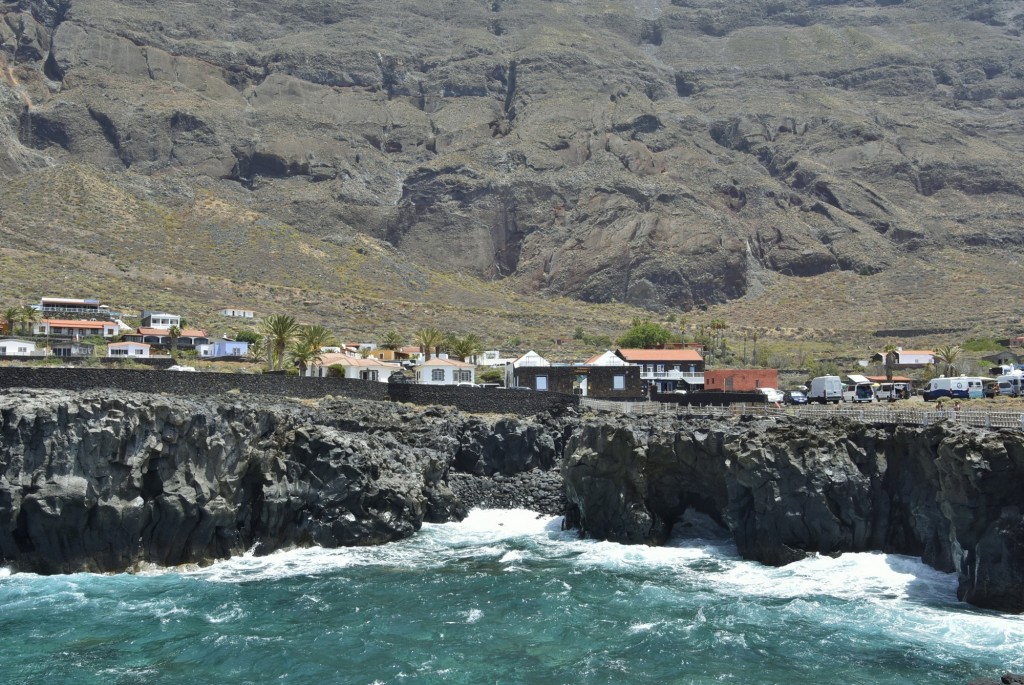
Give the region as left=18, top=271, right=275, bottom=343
left=0, top=388, right=565, bottom=573
left=562, top=413, right=1024, bottom=613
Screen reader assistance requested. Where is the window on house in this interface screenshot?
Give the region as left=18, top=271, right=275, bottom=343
left=536, top=375, right=548, bottom=391
left=135, top=349, right=143, bottom=355
left=432, top=369, right=445, bottom=382
left=613, top=375, right=625, bottom=390
left=457, top=370, right=472, bottom=383
left=673, top=365, right=681, bottom=372
left=725, top=377, right=734, bottom=390
left=18, top=347, right=27, bottom=354
left=657, top=364, right=664, bottom=372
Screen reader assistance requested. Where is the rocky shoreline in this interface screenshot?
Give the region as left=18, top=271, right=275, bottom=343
left=1, top=388, right=1022, bottom=618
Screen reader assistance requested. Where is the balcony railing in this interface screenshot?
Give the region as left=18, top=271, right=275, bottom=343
left=639, top=370, right=703, bottom=380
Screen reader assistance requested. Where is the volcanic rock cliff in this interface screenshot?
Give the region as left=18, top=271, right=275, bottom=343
left=562, top=413, right=1024, bottom=613
left=2, top=387, right=1023, bottom=614
left=2, top=0, right=1024, bottom=322
left=0, top=388, right=566, bottom=573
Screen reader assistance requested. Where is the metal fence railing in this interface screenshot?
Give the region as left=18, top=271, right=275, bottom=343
left=578, top=397, right=1024, bottom=430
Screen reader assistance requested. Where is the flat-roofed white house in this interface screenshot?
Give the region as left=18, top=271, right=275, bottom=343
left=504, top=350, right=549, bottom=388
left=50, top=341, right=95, bottom=358
left=34, top=319, right=120, bottom=339
left=107, top=341, right=151, bottom=358
left=305, top=352, right=402, bottom=381
left=219, top=308, right=256, bottom=319
left=139, top=311, right=181, bottom=330
left=0, top=338, right=38, bottom=356
left=418, top=357, right=476, bottom=385
left=197, top=341, right=250, bottom=359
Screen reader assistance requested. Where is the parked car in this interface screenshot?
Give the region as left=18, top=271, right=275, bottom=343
left=783, top=390, right=808, bottom=405
left=758, top=387, right=785, bottom=404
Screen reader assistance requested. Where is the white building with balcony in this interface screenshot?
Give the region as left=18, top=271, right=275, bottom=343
left=615, top=348, right=705, bottom=393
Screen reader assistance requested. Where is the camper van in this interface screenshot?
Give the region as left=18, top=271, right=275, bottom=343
left=922, top=376, right=983, bottom=401
left=876, top=382, right=912, bottom=401
left=809, top=375, right=843, bottom=404
left=997, top=374, right=1023, bottom=397
left=843, top=382, right=877, bottom=403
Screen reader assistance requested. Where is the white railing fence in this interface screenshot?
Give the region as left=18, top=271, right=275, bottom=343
left=578, top=398, right=1024, bottom=430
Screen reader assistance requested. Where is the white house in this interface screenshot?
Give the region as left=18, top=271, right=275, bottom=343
left=0, top=338, right=38, bottom=356
left=474, top=350, right=515, bottom=366
left=220, top=308, right=256, bottom=319
left=50, top=342, right=95, bottom=358
left=895, top=349, right=934, bottom=367
left=140, top=310, right=181, bottom=330
left=582, top=350, right=630, bottom=367
left=107, top=341, right=151, bottom=358
left=306, top=352, right=402, bottom=381
left=196, top=340, right=250, bottom=359
left=504, top=350, right=549, bottom=388
left=417, top=357, right=476, bottom=385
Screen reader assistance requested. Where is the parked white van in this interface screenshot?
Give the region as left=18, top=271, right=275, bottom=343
left=808, top=375, right=843, bottom=404
left=997, top=374, right=1023, bottom=397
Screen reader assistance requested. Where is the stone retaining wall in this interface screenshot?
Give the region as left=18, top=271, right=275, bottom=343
left=0, top=367, right=577, bottom=415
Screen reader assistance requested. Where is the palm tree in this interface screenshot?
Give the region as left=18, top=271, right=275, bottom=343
left=167, top=325, right=181, bottom=358
left=2, top=307, right=19, bottom=336
left=19, top=305, right=38, bottom=335
left=260, top=314, right=299, bottom=370
left=246, top=337, right=267, bottom=364
left=297, top=324, right=336, bottom=352
left=288, top=340, right=322, bottom=376
left=414, top=326, right=445, bottom=361
left=448, top=333, right=483, bottom=362
left=883, top=343, right=898, bottom=383
left=933, top=344, right=962, bottom=377
left=379, top=330, right=405, bottom=351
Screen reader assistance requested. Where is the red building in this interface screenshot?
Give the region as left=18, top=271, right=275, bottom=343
left=704, top=369, right=779, bottom=392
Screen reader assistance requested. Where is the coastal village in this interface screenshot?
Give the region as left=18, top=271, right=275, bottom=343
left=2, top=295, right=1023, bottom=406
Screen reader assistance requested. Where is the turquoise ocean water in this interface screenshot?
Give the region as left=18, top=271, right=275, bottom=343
left=2, top=508, right=1022, bottom=685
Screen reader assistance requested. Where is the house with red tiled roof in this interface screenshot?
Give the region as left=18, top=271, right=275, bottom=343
left=306, top=352, right=402, bottom=381
left=615, top=347, right=704, bottom=393
left=33, top=319, right=119, bottom=339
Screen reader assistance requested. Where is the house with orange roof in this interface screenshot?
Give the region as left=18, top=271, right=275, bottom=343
left=871, top=348, right=934, bottom=368
left=33, top=319, right=120, bottom=339
left=305, top=352, right=402, bottom=381
left=615, top=347, right=704, bottom=393
left=107, top=341, right=151, bottom=358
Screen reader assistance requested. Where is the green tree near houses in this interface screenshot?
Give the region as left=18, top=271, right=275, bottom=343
left=19, top=305, right=38, bottom=335
left=296, top=324, right=336, bottom=352
left=2, top=307, right=19, bottom=336
left=883, top=343, right=898, bottom=383
left=288, top=340, right=322, bottom=376
left=260, top=314, right=300, bottom=371
left=414, top=326, right=446, bottom=361
left=617, top=318, right=673, bottom=349
left=379, top=330, right=405, bottom=351
left=933, top=344, right=963, bottom=377
left=167, top=325, right=181, bottom=358
left=447, top=332, right=483, bottom=362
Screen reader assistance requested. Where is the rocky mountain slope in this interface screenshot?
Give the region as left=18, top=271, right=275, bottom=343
left=2, top=0, right=1023, bottom=334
